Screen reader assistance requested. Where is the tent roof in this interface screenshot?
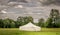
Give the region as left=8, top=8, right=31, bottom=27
left=20, top=22, right=40, bottom=27
left=19, top=22, right=41, bottom=31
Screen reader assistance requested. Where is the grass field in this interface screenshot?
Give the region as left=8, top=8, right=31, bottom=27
left=0, top=28, right=60, bottom=35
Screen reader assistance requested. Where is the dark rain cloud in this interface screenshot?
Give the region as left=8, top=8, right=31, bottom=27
left=39, top=0, right=60, bottom=6
left=8, top=0, right=28, bottom=3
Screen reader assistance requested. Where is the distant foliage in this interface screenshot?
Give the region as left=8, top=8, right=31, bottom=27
left=17, top=16, right=33, bottom=26
left=38, top=18, right=45, bottom=27
left=0, top=16, right=33, bottom=28
left=0, top=19, right=4, bottom=28
left=46, top=9, right=60, bottom=28
left=0, top=18, right=16, bottom=28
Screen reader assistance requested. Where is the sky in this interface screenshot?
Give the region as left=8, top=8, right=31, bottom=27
left=0, top=0, right=60, bottom=21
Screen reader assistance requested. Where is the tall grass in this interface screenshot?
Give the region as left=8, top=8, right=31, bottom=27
left=0, top=28, right=60, bottom=35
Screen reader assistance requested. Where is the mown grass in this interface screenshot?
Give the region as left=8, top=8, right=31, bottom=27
left=0, top=28, right=60, bottom=35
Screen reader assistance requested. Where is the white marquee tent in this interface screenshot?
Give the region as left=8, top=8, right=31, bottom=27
left=19, top=22, right=41, bottom=31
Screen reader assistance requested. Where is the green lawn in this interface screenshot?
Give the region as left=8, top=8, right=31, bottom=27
left=0, top=28, right=60, bottom=35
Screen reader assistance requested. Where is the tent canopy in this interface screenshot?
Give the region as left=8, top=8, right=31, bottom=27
left=19, top=22, right=41, bottom=31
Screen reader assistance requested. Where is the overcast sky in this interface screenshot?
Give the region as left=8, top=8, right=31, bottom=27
left=0, top=0, right=60, bottom=21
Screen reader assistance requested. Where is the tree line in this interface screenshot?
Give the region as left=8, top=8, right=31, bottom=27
left=0, top=16, right=33, bottom=28
left=0, top=9, right=60, bottom=28
left=37, top=9, right=60, bottom=28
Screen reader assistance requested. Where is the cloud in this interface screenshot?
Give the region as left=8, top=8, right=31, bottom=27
left=0, top=9, right=8, bottom=14
left=39, top=0, right=60, bottom=6
left=8, top=0, right=28, bottom=3
left=1, top=10, right=7, bottom=13
left=14, top=5, right=23, bottom=8
left=0, top=0, right=9, bottom=5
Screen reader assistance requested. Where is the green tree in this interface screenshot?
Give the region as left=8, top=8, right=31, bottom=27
left=54, top=19, right=60, bottom=28
left=0, top=19, right=4, bottom=28
left=3, top=18, right=15, bottom=28
left=17, top=16, right=24, bottom=26
left=10, top=22, right=15, bottom=28
left=46, top=18, right=53, bottom=28
left=3, top=19, right=9, bottom=28
left=27, top=16, right=33, bottom=23
left=17, top=16, right=33, bottom=26
left=47, top=9, right=60, bottom=28
left=38, top=18, right=45, bottom=27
